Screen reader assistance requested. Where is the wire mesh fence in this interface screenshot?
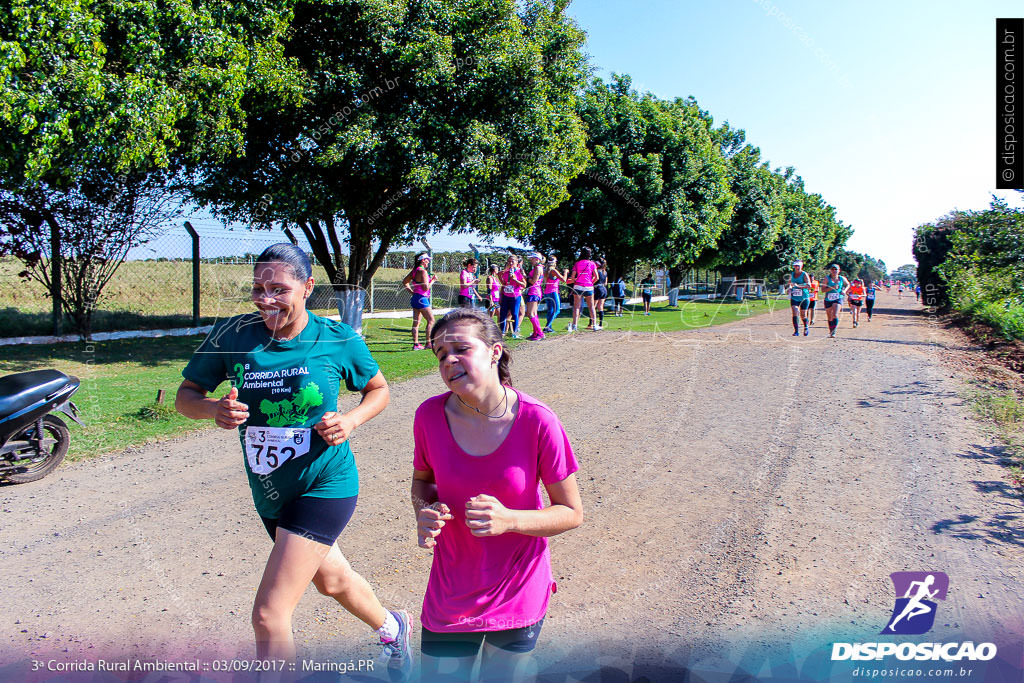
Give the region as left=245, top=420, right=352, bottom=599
left=0, top=225, right=725, bottom=338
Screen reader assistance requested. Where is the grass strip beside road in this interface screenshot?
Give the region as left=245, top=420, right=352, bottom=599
left=0, top=297, right=780, bottom=461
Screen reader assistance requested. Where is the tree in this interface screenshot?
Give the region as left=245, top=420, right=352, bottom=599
left=193, top=0, right=590, bottom=328
left=914, top=213, right=962, bottom=309
left=692, top=123, right=784, bottom=279
left=892, top=264, right=917, bottom=281
left=0, top=0, right=291, bottom=333
left=532, top=75, right=734, bottom=284
left=831, top=249, right=886, bottom=285
left=923, top=198, right=1024, bottom=312
left=703, top=167, right=851, bottom=286
left=0, top=170, right=184, bottom=338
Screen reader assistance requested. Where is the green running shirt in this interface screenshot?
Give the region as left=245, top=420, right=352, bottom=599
left=182, top=313, right=380, bottom=518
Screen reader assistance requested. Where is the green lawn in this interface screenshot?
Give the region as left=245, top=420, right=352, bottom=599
left=0, top=296, right=780, bottom=461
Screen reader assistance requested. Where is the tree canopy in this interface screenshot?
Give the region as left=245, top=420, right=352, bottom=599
left=532, top=74, right=734, bottom=278
left=192, top=0, right=590, bottom=291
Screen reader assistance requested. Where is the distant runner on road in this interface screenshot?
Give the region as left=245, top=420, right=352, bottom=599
left=821, top=264, right=850, bottom=338
left=403, top=252, right=437, bottom=351
left=808, top=276, right=819, bottom=326
left=788, top=260, right=811, bottom=336
left=847, top=278, right=865, bottom=328
left=865, top=281, right=877, bottom=321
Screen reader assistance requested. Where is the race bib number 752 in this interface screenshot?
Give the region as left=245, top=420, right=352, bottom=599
left=245, top=426, right=312, bottom=475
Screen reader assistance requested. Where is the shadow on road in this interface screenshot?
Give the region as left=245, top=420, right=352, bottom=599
left=930, top=443, right=1024, bottom=547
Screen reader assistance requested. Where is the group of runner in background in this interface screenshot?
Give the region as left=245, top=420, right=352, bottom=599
left=787, top=260, right=888, bottom=338
left=403, top=249, right=918, bottom=349
left=402, top=249, right=646, bottom=349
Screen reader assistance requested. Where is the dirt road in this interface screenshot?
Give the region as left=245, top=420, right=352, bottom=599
left=1, top=291, right=1021, bottom=681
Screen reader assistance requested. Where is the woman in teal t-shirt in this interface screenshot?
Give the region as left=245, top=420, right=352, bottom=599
left=175, top=244, right=412, bottom=678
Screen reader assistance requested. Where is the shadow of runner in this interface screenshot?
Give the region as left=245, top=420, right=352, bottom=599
left=930, top=443, right=1024, bottom=547
left=839, top=337, right=978, bottom=350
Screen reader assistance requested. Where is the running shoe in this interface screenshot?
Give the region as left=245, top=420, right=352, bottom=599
left=512, top=334, right=522, bottom=339
left=379, top=609, right=413, bottom=682
left=793, top=331, right=799, bottom=336
left=593, top=324, right=602, bottom=330
left=412, top=344, right=425, bottom=350
left=542, top=326, right=553, bottom=333
left=853, top=321, right=858, bottom=328
left=803, top=327, right=809, bottom=336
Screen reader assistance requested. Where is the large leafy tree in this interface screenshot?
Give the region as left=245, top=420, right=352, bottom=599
left=0, top=0, right=291, bottom=332
left=0, top=169, right=184, bottom=337
left=193, top=0, right=590, bottom=309
left=765, top=171, right=850, bottom=278
left=921, top=198, right=1024, bottom=312
left=531, top=75, right=734, bottom=281
left=831, top=248, right=886, bottom=284
left=692, top=123, right=784, bottom=279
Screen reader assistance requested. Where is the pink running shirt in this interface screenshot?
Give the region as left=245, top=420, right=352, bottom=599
left=411, top=267, right=431, bottom=295
left=572, top=259, right=596, bottom=287
left=526, top=265, right=543, bottom=297
left=459, top=269, right=475, bottom=297
left=501, top=269, right=524, bottom=298
left=543, top=268, right=560, bottom=295
left=412, top=390, right=579, bottom=632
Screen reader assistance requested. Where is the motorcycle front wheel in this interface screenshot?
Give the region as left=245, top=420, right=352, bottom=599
left=4, top=414, right=70, bottom=483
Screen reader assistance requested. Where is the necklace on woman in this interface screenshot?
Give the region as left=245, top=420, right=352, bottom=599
left=456, top=387, right=509, bottom=419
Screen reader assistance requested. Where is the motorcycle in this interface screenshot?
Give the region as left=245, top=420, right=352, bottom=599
left=0, top=370, right=84, bottom=483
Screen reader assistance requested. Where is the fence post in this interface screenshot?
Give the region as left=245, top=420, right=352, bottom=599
left=184, top=221, right=200, bottom=327
left=49, top=219, right=62, bottom=335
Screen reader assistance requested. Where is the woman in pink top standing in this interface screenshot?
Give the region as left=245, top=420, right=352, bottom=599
left=523, top=252, right=546, bottom=341
left=413, top=307, right=583, bottom=681
left=486, top=263, right=501, bottom=319
left=402, top=252, right=437, bottom=350
left=498, top=255, right=527, bottom=338
left=541, top=256, right=567, bottom=333
left=567, top=247, right=599, bottom=332
left=457, top=258, right=480, bottom=309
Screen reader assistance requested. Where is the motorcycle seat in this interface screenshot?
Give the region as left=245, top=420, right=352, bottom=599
left=0, top=370, right=73, bottom=420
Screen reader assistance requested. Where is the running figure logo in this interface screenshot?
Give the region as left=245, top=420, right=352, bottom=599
left=881, top=571, right=949, bottom=635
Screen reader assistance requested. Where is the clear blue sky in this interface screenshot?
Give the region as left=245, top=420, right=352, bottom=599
left=157, top=1, right=1022, bottom=271
left=562, top=0, right=1024, bottom=271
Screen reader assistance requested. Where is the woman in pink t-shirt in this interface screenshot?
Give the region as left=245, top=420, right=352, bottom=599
left=485, top=263, right=501, bottom=318
left=402, top=252, right=437, bottom=350
left=498, top=255, right=526, bottom=337
left=412, top=307, right=583, bottom=680
left=523, top=252, right=546, bottom=341
left=567, top=247, right=598, bottom=332
left=457, top=258, right=479, bottom=309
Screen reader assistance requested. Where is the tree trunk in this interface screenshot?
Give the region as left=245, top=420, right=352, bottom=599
left=47, top=214, right=62, bottom=335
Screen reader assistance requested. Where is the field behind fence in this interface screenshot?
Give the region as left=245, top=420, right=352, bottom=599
left=1, top=228, right=720, bottom=338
